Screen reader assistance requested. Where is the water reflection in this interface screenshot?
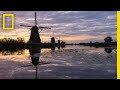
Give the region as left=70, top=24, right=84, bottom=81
left=104, top=48, right=112, bottom=53
left=0, top=50, right=25, bottom=56
left=104, top=47, right=114, bottom=59
left=51, top=46, right=55, bottom=51
left=58, top=46, right=60, bottom=50
left=0, top=45, right=116, bottom=79
left=21, top=48, right=51, bottom=79
left=50, top=45, right=65, bottom=51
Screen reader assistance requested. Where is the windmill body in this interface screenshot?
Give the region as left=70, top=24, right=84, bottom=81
left=29, top=26, right=41, bottom=44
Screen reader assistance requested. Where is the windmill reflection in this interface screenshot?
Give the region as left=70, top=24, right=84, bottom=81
left=51, top=46, right=55, bottom=51
left=21, top=48, right=51, bottom=79
left=58, top=46, right=60, bottom=50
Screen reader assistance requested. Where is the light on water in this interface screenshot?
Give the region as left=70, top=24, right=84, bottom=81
left=0, top=45, right=116, bottom=79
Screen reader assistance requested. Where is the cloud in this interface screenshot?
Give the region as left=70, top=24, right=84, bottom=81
left=0, top=11, right=116, bottom=43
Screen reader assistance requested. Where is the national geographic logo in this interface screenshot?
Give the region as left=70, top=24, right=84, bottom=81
left=2, top=14, right=14, bottom=30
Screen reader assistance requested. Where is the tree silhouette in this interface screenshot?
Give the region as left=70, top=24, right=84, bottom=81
left=104, top=36, right=113, bottom=43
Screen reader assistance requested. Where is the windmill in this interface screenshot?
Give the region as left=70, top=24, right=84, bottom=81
left=50, top=32, right=56, bottom=44
left=58, top=33, right=61, bottom=44
left=20, top=12, right=51, bottom=44
left=57, top=33, right=65, bottom=48
left=57, top=33, right=63, bottom=45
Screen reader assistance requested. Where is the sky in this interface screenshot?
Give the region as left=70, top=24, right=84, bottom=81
left=0, top=11, right=116, bottom=43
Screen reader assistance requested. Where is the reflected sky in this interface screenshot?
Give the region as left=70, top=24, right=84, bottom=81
left=0, top=46, right=116, bottom=79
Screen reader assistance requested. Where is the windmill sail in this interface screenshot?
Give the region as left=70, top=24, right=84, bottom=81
left=35, top=12, right=37, bottom=26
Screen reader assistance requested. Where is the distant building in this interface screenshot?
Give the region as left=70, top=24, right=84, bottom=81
left=51, top=37, right=55, bottom=44
left=58, top=40, right=60, bottom=44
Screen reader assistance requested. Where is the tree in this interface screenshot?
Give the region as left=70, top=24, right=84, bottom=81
left=104, top=36, right=113, bottom=43
left=17, top=37, right=25, bottom=42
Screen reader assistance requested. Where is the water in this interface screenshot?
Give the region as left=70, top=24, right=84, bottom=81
left=0, top=45, right=116, bottom=79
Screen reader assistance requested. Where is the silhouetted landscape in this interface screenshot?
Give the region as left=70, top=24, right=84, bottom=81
left=0, top=11, right=116, bottom=79
left=0, top=36, right=116, bottom=51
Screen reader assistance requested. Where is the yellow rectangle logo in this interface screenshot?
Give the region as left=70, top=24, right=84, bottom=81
left=2, top=14, right=14, bottom=30
left=117, top=11, right=120, bottom=79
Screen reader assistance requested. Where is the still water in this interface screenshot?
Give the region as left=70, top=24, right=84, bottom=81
left=0, top=45, right=116, bottom=79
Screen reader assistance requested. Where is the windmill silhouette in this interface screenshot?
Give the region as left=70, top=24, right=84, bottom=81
left=20, top=12, right=51, bottom=44
left=50, top=32, right=56, bottom=44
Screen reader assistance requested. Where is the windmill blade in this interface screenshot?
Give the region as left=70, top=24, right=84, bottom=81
left=39, top=27, right=51, bottom=33
left=38, top=27, right=51, bottom=29
left=20, top=25, right=33, bottom=27
left=21, top=64, right=33, bottom=67
left=35, top=12, right=37, bottom=26
left=38, top=61, right=51, bottom=65
left=35, top=66, right=38, bottom=79
left=39, top=29, right=43, bottom=33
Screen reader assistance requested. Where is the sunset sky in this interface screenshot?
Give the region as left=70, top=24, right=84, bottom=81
left=0, top=11, right=116, bottom=43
